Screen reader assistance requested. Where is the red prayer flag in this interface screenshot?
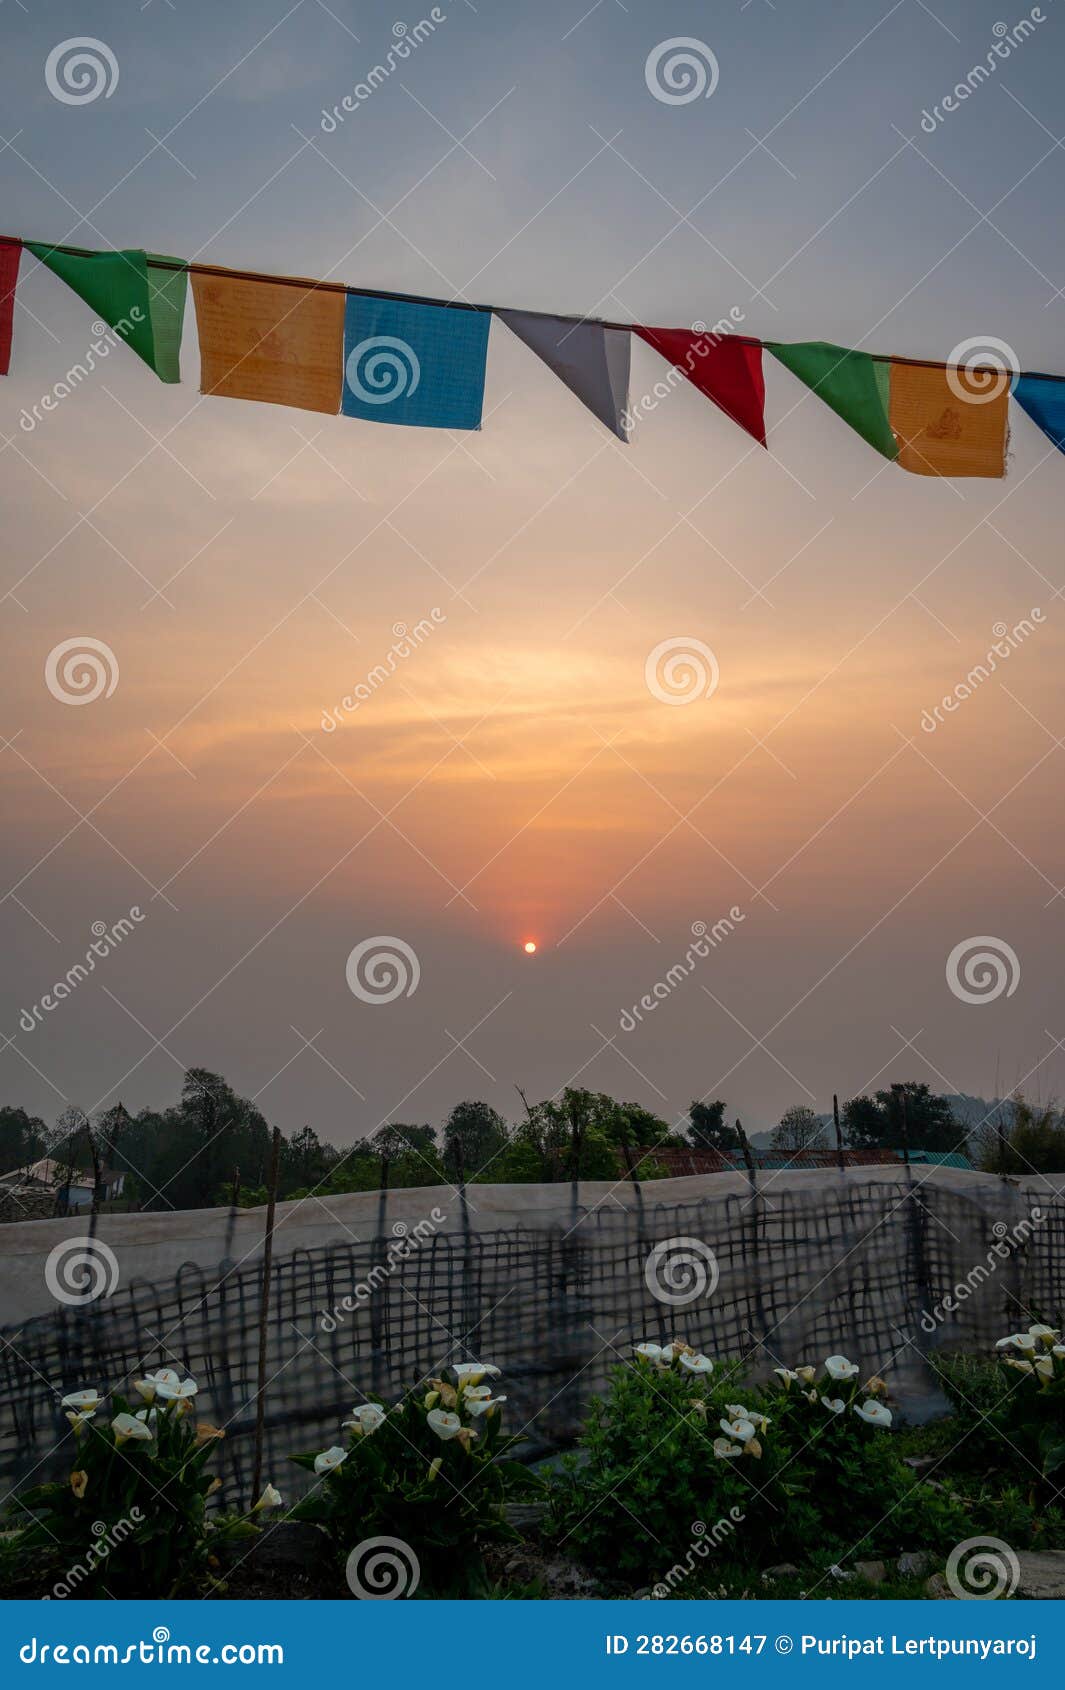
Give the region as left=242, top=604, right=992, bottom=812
left=0, top=238, right=21, bottom=376
left=635, top=326, right=766, bottom=445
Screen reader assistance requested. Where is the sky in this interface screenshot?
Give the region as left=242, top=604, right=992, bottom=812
left=1, top=0, right=1064, bottom=1148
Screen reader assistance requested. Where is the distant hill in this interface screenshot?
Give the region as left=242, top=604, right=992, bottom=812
left=944, top=1095, right=1015, bottom=1134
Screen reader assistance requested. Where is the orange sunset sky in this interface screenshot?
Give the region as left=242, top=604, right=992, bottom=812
left=1, top=0, right=1064, bottom=1142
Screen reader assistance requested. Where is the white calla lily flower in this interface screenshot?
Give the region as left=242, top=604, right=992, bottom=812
left=720, top=1415, right=756, bottom=1443
left=634, top=1343, right=668, bottom=1367
left=314, top=1445, right=348, bottom=1474
left=820, top=1396, right=845, bottom=1415
left=1000, top=1332, right=1037, bottom=1352
left=452, top=1362, right=500, bottom=1387
left=824, top=1355, right=859, bottom=1380
left=774, top=1367, right=799, bottom=1385
left=154, top=1375, right=199, bottom=1401
left=466, top=1393, right=507, bottom=1418
left=427, top=1408, right=463, bottom=1440
left=112, top=1412, right=153, bottom=1444
left=679, top=1353, right=714, bottom=1375
left=342, top=1404, right=386, bottom=1436
left=854, top=1400, right=892, bottom=1427
left=61, top=1390, right=101, bottom=1413
left=713, top=1436, right=743, bottom=1459
left=143, top=1369, right=181, bottom=1390
left=253, top=1484, right=283, bottom=1511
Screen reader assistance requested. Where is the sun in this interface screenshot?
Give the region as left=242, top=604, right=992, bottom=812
left=523, top=940, right=538, bottom=955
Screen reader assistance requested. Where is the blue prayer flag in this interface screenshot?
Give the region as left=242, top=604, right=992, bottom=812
left=1012, top=372, right=1065, bottom=455
left=341, top=294, right=490, bottom=429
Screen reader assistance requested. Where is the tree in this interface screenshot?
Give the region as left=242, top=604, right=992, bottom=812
left=771, top=1105, right=826, bottom=1154
left=687, top=1099, right=737, bottom=1151
left=843, top=1082, right=958, bottom=1152
left=94, top=1103, right=132, bottom=1168
left=441, top=1101, right=508, bottom=1180
left=974, top=1095, right=1065, bottom=1175
left=370, top=1122, right=444, bottom=1188
left=139, top=1069, right=272, bottom=1210
left=280, top=1125, right=339, bottom=1195
left=47, top=1106, right=100, bottom=1211
left=0, top=1106, right=47, bottom=1175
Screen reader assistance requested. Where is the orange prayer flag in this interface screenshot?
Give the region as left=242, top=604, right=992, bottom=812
left=888, top=361, right=1008, bottom=478
left=191, top=272, right=344, bottom=413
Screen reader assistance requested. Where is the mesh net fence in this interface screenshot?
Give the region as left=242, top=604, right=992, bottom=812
left=0, top=1171, right=1060, bottom=1510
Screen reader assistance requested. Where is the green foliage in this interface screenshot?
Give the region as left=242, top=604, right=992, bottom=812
left=441, top=1101, right=507, bottom=1179
left=771, top=1105, right=826, bottom=1153
left=0, top=1104, right=47, bottom=1175
left=547, top=1344, right=782, bottom=1582
left=289, top=1364, right=538, bottom=1596
left=974, top=1097, right=1065, bottom=1175
left=843, top=1082, right=958, bottom=1152
left=687, top=1099, right=735, bottom=1151
left=4, top=1374, right=258, bottom=1598
left=991, top=1322, right=1065, bottom=1485
left=547, top=1344, right=971, bottom=1584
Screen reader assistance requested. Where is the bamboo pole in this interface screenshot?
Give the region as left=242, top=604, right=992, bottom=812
left=250, top=1126, right=281, bottom=1504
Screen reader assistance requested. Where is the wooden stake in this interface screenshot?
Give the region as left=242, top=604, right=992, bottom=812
left=251, top=1126, right=281, bottom=1503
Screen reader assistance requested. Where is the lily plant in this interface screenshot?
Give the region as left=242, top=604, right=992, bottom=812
left=290, top=1360, right=539, bottom=1597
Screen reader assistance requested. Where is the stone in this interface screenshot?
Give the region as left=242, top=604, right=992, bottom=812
left=925, top=1572, right=954, bottom=1599
left=898, top=1550, right=934, bottom=1577
left=854, top=1559, right=887, bottom=1584
left=1015, top=1550, right=1065, bottom=1599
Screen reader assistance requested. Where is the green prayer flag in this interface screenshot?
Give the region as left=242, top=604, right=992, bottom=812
left=26, top=243, right=186, bottom=383
left=146, top=254, right=188, bottom=384
left=768, top=339, right=897, bottom=459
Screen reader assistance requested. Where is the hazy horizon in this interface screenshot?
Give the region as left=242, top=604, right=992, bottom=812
left=3, top=0, right=1064, bottom=1150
